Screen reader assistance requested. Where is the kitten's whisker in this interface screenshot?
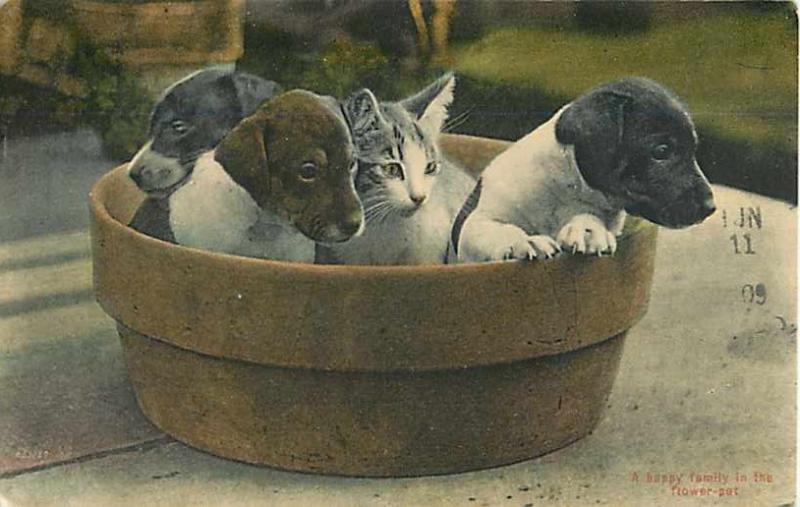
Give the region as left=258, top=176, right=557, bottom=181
left=362, top=198, right=388, bottom=208
left=443, top=108, right=474, bottom=133
left=367, top=204, right=388, bottom=222
left=361, top=192, right=392, bottom=203
left=362, top=194, right=392, bottom=207
left=376, top=204, right=398, bottom=224
left=361, top=195, right=389, bottom=209
left=364, top=202, right=393, bottom=223
left=445, top=105, right=476, bottom=129
left=364, top=210, right=384, bottom=222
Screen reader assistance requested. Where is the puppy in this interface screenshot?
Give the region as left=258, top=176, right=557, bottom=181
left=128, top=67, right=282, bottom=241
left=137, top=90, right=364, bottom=262
left=454, top=77, right=716, bottom=262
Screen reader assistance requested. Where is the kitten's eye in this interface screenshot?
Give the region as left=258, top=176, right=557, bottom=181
left=424, top=161, right=440, bottom=175
left=651, top=143, right=672, bottom=160
left=382, top=162, right=404, bottom=180
left=298, top=162, right=318, bottom=181
left=171, top=120, right=189, bottom=135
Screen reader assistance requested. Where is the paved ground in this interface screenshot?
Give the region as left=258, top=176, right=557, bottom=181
left=0, top=129, right=795, bottom=506
left=0, top=129, right=116, bottom=242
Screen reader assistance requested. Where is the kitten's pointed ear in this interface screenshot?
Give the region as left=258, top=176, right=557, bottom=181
left=231, top=72, right=283, bottom=116
left=343, top=88, right=382, bottom=136
left=401, top=72, right=455, bottom=134
left=214, top=111, right=271, bottom=207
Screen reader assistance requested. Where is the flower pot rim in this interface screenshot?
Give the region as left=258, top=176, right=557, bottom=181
left=89, top=166, right=655, bottom=276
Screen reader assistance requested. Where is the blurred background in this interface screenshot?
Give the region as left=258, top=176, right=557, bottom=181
left=0, top=0, right=796, bottom=222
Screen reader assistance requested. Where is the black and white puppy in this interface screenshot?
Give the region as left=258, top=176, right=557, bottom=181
left=135, top=90, right=364, bottom=262
left=454, top=77, right=716, bottom=262
left=128, top=67, right=281, bottom=241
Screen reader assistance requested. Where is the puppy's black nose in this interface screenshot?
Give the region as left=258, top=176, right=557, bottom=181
left=699, top=196, right=716, bottom=218
left=339, top=214, right=363, bottom=236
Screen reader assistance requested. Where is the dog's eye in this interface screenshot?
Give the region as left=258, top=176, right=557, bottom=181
left=171, top=120, right=189, bottom=135
left=298, top=162, right=318, bottom=181
left=651, top=144, right=672, bottom=160
left=424, top=161, right=440, bottom=175
left=382, top=162, right=404, bottom=180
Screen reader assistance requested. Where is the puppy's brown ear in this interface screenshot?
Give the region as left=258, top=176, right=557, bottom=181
left=214, top=113, right=271, bottom=207
left=555, top=89, right=631, bottom=193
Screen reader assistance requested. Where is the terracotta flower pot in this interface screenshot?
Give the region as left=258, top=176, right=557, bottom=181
left=89, top=134, right=658, bottom=477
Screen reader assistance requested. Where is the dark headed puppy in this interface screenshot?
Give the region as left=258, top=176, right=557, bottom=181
left=555, top=77, right=715, bottom=228
left=128, top=67, right=282, bottom=197
left=455, top=77, right=715, bottom=262
left=141, top=90, right=363, bottom=262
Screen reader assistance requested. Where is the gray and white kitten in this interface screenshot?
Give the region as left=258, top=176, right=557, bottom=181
left=316, top=73, right=475, bottom=265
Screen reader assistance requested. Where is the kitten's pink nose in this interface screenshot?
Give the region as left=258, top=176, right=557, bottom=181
left=410, top=193, right=427, bottom=206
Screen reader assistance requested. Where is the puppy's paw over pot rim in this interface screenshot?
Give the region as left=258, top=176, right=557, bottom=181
left=89, top=133, right=658, bottom=476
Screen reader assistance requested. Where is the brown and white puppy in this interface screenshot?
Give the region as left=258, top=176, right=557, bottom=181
left=453, top=77, right=716, bottom=262
left=134, top=90, right=364, bottom=262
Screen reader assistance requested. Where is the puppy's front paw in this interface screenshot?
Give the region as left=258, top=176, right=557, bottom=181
left=557, top=214, right=617, bottom=256
left=503, top=234, right=561, bottom=261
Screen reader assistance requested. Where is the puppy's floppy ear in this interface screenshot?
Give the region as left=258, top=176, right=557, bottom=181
left=214, top=111, right=271, bottom=207
left=555, top=89, right=632, bottom=192
left=401, top=72, right=455, bottom=134
left=231, top=72, right=283, bottom=116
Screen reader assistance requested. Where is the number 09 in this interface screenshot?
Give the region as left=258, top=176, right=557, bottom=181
left=741, top=283, right=767, bottom=305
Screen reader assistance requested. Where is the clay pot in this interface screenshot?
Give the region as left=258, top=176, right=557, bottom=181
left=90, top=134, right=657, bottom=477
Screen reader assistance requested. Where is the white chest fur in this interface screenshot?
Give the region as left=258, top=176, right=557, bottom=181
left=478, top=108, right=625, bottom=236
left=169, top=152, right=314, bottom=262
left=456, top=108, right=627, bottom=262
left=322, top=162, right=474, bottom=265
left=331, top=203, right=453, bottom=265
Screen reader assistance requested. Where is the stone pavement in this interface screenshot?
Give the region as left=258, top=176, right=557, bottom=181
left=0, top=130, right=795, bottom=506
left=0, top=129, right=115, bottom=242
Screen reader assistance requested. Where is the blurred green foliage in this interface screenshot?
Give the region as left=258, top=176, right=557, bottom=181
left=0, top=41, right=152, bottom=159
left=239, top=25, right=443, bottom=103
left=71, top=43, right=152, bottom=159
left=302, top=36, right=390, bottom=98
left=453, top=9, right=797, bottom=150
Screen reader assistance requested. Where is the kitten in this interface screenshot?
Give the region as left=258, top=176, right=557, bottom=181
left=316, top=73, right=475, bottom=265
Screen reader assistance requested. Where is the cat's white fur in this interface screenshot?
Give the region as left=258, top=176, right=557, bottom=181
left=330, top=164, right=474, bottom=264
left=456, top=107, right=626, bottom=262
left=402, top=139, right=431, bottom=203
left=169, top=152, right=315, bottom=261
